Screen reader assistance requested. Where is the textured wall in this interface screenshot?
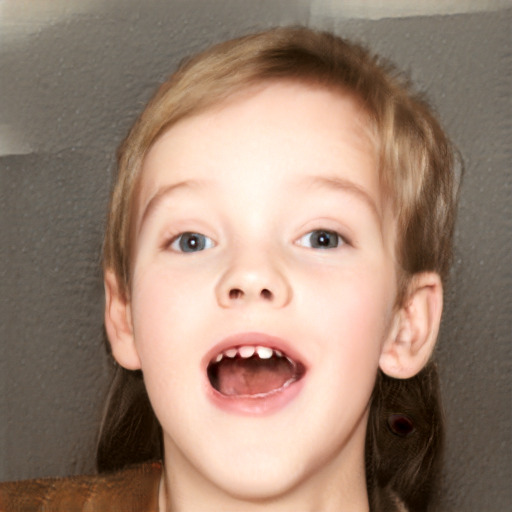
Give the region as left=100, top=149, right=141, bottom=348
left=1, top=1, right=510, bottom=510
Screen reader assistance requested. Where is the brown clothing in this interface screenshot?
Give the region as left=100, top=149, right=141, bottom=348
left=0, top=462, right=161, bottom=511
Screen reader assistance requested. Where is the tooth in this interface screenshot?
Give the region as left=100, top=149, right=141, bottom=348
left=256, top=346, right=273, bottom=359
left=239, top=346, right=255, bottom=358
left=286, top=356, right=295, bottom=366
left=215, top=353, right=223, bottom=363
left=274, top=350, right=283, bottom=357
left=224, top=348, right=238, bottom=358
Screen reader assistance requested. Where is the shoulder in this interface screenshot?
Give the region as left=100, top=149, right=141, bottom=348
left=0, top=461, right=162, bottom=512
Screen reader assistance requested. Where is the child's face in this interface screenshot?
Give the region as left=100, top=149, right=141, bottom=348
left=125, top=82, right=399, bottom=498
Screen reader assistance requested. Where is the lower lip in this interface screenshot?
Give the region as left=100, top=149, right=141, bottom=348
left=206, top=376, right=305, bottom=416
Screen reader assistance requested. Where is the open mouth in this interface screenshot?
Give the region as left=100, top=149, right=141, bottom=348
left=207, top=345, right=306, bottom=398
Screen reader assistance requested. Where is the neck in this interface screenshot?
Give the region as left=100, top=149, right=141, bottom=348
left=158, top=433, right=370, bottom=512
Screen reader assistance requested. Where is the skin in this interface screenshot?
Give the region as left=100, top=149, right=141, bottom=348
left=105, top=81, right=442, bottom=511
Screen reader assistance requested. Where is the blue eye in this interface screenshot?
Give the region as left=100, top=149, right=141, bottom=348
left=298, top=229, right=344, bottom=249
left=170, top=232, right=214, bottom=253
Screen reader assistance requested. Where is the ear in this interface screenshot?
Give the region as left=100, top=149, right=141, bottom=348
left=379, top=272, right=443, bottom=379
left=104, top=269, right=141, bottom=370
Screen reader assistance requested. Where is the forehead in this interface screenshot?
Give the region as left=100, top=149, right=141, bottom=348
left=139, top=81, right=379, bottom=198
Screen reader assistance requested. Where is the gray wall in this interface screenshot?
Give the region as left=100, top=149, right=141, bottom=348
left=1, top=1, right=510, bottom=510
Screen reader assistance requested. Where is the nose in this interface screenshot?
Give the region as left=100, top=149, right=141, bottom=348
left=215, top=254, right=292, bottom=308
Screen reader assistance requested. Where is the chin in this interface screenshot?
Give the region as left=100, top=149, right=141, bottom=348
left=204, top=457, right=308, bottom=501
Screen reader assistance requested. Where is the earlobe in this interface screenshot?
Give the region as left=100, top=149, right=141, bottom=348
left=379, top=272, right=443, bottom=379
left=104, top=269, right=141, bottom=370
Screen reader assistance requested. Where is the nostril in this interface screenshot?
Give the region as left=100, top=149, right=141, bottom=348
left=229, top=288, right=244, bottom=300
left=260, top=289, right=273, bottom=300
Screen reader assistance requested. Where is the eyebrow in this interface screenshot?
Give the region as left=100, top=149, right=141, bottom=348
left=138, top=175, right=381, bottom=233
left=138, top=180, right=204, bottom=233
left=302, top=175, right=381, bottom=222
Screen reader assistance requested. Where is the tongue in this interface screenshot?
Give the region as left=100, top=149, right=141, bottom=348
left=213, top=356, right=295, bottom=396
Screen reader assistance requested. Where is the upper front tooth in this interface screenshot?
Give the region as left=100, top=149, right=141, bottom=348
left=215, top=353, right=224, bottom=363
left=274, top=350, right=283, bottom=357
left=256, top=346, right=273, bottom=359
left=239, top=346, right=255, bottom=358
left=224, top=348, right=238, bottom=358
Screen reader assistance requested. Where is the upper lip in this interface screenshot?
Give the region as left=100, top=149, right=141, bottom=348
left=202, top=332, right=308, bottom=372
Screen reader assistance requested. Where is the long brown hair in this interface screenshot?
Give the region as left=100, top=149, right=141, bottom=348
left=98, top=27, right=458, bottom=511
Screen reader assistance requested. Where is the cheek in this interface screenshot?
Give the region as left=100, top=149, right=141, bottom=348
left=128, top=266, right=205, bottom=419
left=304, top=264, right=395, bottom=331
left=301, top=265, right=396, bottom=372
left=129, top=266, right=190, bottom=364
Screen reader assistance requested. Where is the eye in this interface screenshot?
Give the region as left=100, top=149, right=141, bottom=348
left=297, top=229, right=345, bottom=249
left=169, top=232, right=214, bottom=253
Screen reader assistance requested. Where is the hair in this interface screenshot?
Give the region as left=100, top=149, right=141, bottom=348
left=98, top=26, right=459, bottom=511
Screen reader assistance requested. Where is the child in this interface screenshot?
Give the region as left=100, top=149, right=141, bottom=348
left=0, top=26, right=457, bottom=511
